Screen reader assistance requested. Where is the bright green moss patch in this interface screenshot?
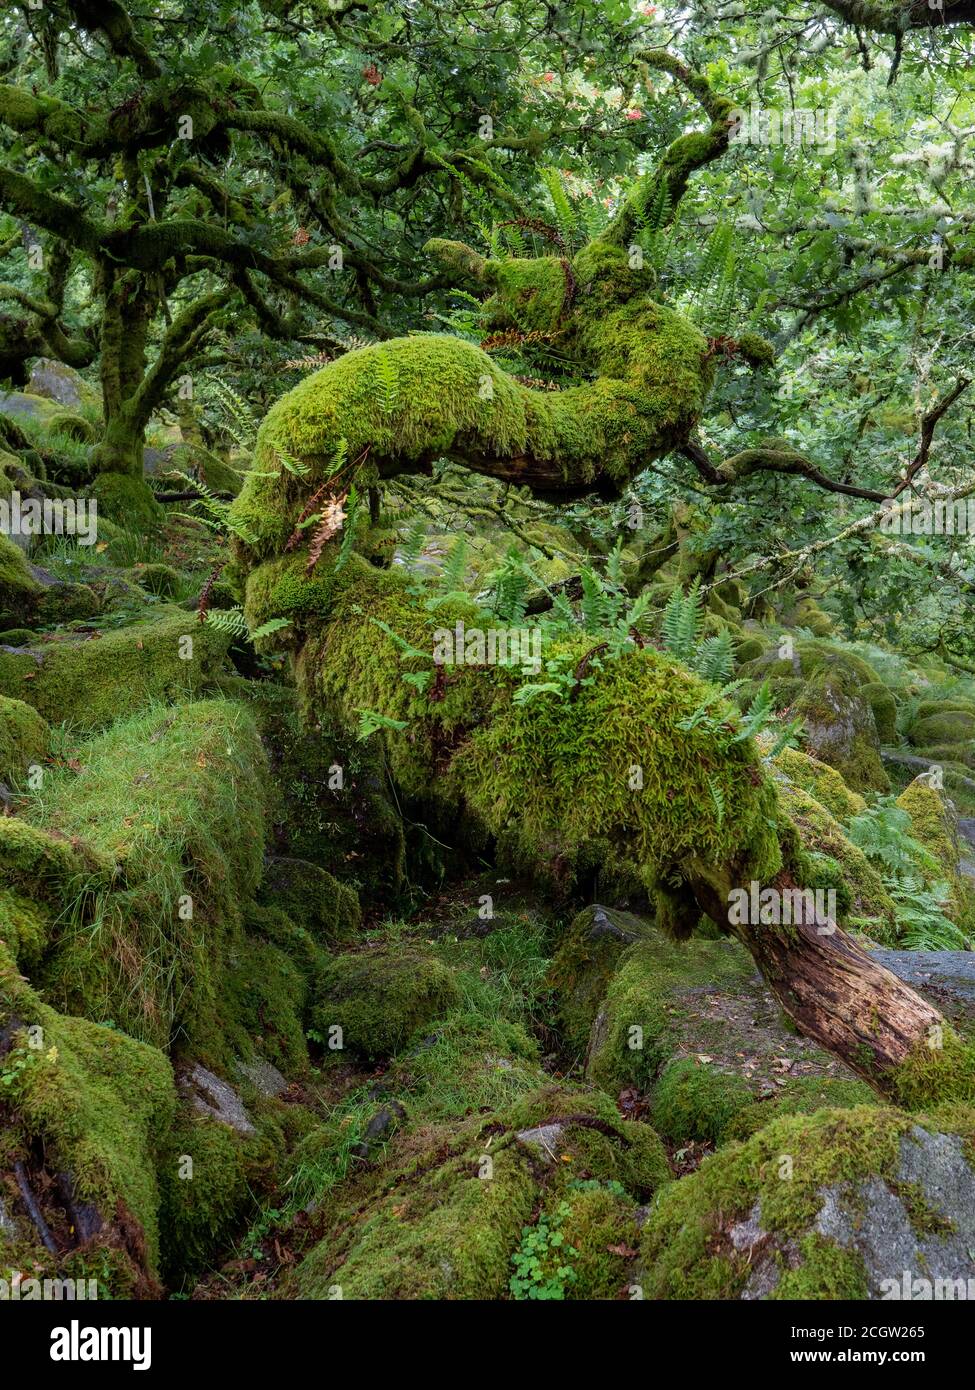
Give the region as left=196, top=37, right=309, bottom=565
left=585, top=927, right=756, bottom=1094
left=639, top=1106, right=909, bottom=1299
left=772, top=744, right=866, bottom=823
left=27, top=700, right=269, bottom=1055
left=0, top=694, right=49, bottom=785
left=651, top=1057, right=754, bottom=1145
left=0, top=609, right=231, bottom=729
left=312, top=945, right=462, bottom=1061
left=0, top=942, right=176, bottom=1287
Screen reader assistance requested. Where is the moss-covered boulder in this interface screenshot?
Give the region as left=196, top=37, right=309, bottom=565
left=258, top=855, right=361, bottom=946
left=0, top=939, right=176, bottom=1295
left=775, top=781, right=898, bottom=940
left=795, top=668, right=889, bottom=794
left=0, top=694, right=48, bottom=785
left=650, top=1056, right=877, bottom=1146
left=0, top=531, right=42, bottom=627
left=0, top=608, right=231, bottom=729
left=312, top=946, right=461, bottom=1061
left=639, top=1104, right=975, bottom=1299
left=19, top=700, right=269, bottom=1056
left=157, top=1099, right=286, bottom=1285
left=860, top=682, right=898, bottom=743
left=910, top=709, right=975, bottom=748
left=771, top=744, right=865, bottom=823
left=896, top=776, right=974, bottom=931
left=547, top=903, right=655, bottom=1056
left=583, top=924, right=875, bottom=1134
left=283, top=1083, right=670, bottom=1300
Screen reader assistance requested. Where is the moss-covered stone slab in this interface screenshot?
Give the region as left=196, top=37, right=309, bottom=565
left=0, top=608, right=231, bottom=728
left=639, top=1105, right=975, bottom=1300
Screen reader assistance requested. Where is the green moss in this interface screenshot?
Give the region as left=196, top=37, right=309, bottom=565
left=0, top=941, right=176, bottom=1288
left=558, top=1182, right=642, bottom=1299
left=910, top=711, right=975, bottom=747
left=773, top=745, right=866, bottom=823
left=312, top=946, right=462, bottom=1061
left=651, top=1057, right=753, bottom=1144
left=770, top=1234, right=870, bottom=1300
left=889, top=1029, right=975, bottom=1110
left=914, top=698, right=975, bottom=721
left=48, top=412, right=96, bottom=444
left=0, top=532, right=42, bottom=627
left=157, top=1102, right=286, bottom=1284
left=795, top=669, right=890, bottom=794
left=230, top=239, right=715, bottom=560
left=258, top=856, right=361, bottom=946
left=735, top=635, right=768, bottom=665
left=90, top=473, right=161, bottom=529
left=860, top=682, right=897, bottom=743
left=723, top=1075, right=880, bottom=1141
left=124, top=562, right=183, bottom=597
left=0, top=694, right=48, bottom=784
left=895, top=776, right=971, bottom=926
left=547, top=905, right=654, bottom=1056
left=286, top=1084, right=669, bottom=1301
left=28, top=700, right=269, bottom=1056
left=585, top=928, right=756, bottom=1094
left=0, top=609, right=231, bottom=728
left=737, top=332, right=776, bottom=367
left=639, top=1106, right=915, bottom=1299
left=776, top=781, right=898, bottom=939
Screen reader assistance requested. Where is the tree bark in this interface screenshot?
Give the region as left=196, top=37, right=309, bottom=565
left=690, top=871, right=946, bottom=1100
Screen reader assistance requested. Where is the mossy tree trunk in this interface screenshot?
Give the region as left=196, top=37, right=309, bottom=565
left=689, top=873, right=949, bottom=1102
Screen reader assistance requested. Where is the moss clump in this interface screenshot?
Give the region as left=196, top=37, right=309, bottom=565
left=860, top=682, right=897, bottom=743
left=312, top=946, right=462, bottom=1061
left=776, top=781, right=897, bottom=939
left=0, top=532, right=41, bottom=627
left=48, top=412, right=95, bottom=444
left=651, top=1057, right=754, bottom=1145
left=914, top=698, right=975, bottom=722
left=910, top=710, right=975, bottom=747
left=0, top=608, right=231, bottom=729
left=734, top=635, right=768, bottom=665
left=723, top=1075, right=880, bottom=1142
left=639, top=1106, right=924, bottom=1299
left=28, top=700, right=269, bottom=1056
left=258, top=856, right=361, bottom=946
left=0, top=694, right=48, bottom=785
left=90, top=472, right=161, bottom=529
left=772, top=745, right=865, bottom=823
left=125, top=562, right=183, bottom=597
left=737, top=332, right=776, bottom=367
left=0, top=941, right=176, bottom=1288
left=547, top=904, right=654, bottom=1056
